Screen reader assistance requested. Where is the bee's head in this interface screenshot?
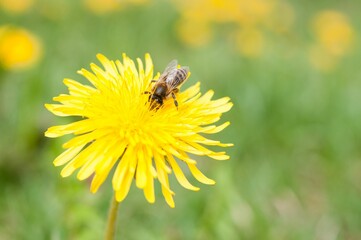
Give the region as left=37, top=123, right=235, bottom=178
left=151, top=94, right=163, bottom=105
left=149, top=94, right=163, bottom=110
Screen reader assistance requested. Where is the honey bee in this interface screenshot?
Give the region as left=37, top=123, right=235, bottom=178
left=145, top=59, right=189, bottom=109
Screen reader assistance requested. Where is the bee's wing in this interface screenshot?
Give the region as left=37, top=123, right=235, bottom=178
left=163, top=59, right=178, bottom=74
left=166, top=66, right=190, bottom=90
left=157, top=59, right=178, bottom=84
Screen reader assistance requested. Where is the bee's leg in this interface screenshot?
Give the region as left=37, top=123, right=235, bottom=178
left=142, top=91, right=153, bottom=106
left=145, top=81, right=156, bottom=95
left=171, top=92, right=178, bottom=110
left=147, top=80, right=157, bottom=87
left=143, top=91, right=151, bottom=101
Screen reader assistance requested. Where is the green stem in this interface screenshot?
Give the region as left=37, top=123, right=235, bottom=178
left=105, top=194, right=120, bottom=240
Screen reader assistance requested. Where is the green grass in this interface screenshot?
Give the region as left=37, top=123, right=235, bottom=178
left=1, top=1, right=361, bottom=239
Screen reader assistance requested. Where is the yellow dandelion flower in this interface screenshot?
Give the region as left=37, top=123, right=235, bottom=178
left=45, top=54, right=233, bottom=208
left=312, top=10, right=355, bottom=56
left=0, top=0, right=34, bottom=14
left=83, top=0, right=149, bottom=15
left=83, top=0, right=121, bottom=14
left=235, top=27, right=264, bottom=58
left=0, top=26, right=42, bottom=70
left=176, top=17, right=212, bottom=47
left=237, top=0, right=275, bottom=27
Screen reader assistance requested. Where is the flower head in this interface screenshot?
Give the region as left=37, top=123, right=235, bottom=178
left=45, top=54, right=232, bottom=207
left=0, top=25, right=42, bottom=70
left=312, top=10, right=355, bottom=56
left=308, top=10, right=355, bottom=72
left=83, top=0, right=149, bottom=15
left=0, top=0, right=34, bottom=14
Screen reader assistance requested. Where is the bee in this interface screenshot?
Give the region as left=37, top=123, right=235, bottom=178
left=145, top=59, right=189, bottom=109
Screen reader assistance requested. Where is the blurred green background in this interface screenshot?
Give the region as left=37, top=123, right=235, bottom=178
left=1, top=0, right=361, bottom=239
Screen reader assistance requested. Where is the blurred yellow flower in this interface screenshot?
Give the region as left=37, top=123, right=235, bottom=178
left=237, top=0, right=275, bottom=27
left=177, top=0, right=273, bottom=25
left=45, top=54, right=233, bottom=207
left=312, top=10, right=355, bottom=56
left=83, top=0, right=121, bottom=14
left=176, top=18, right=212, bottom=47
left=0, top=26, right=42, bottom=70
left=235, top=28, right=265, bottom=58
left=83, top=0, right=148, bottom=14
left=174, top=0, right=294, bottom=58
left=309, top=10, right=355, bottom=72
left=205, top=0, right=241, bottom=23
left=0, top=0, right=34, bottom=14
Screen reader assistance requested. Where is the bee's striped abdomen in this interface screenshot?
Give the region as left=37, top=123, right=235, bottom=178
left=167, top=67, right=188, bottom=88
